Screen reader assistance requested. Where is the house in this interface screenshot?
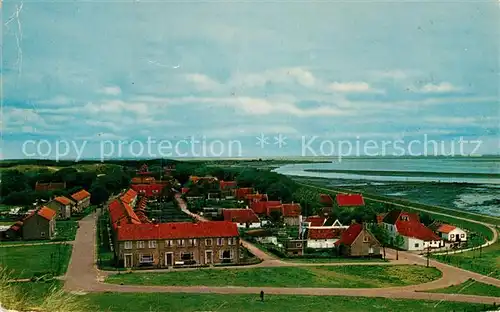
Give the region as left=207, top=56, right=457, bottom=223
left=336, top=194, right=365, bottom=207
left=120, top=189, right=138, bottom=208
left=131, top=176, right=156, bottom=184
left=109, top=198, right=142, bottom=229
left=2, top=221, right=23, bottom=240
left=35, top=182, right=66, bottom=192
left=335, top=223, right=381, bottom=257
left=432, top=223, right=467, bottom=242
left=304, top=216, right=326, bottom=227
left=382, top=210, right=443, bottom=251
left=219, top=180, right=237, bottom=198
left=71, top=189, right=91, bottom=212
left=22, top=206, right=57, bottom=240
left=283, top=239, right=306, bottom=256
left=115, top=221, right=240, bottom=268
left=131, top=184, right=166, bottom=198
left=306, top=228, right=342, bottom=249
left=46, top=196, right=74, bottom=219
left=282, top=203, right=301, bottom=226
left=251, top=200, right=282, bottom=215
left=320, top=194, right=334, bottom=206
left=223, top=209, right=261, bottom=228
left=245, top=193, right=268, bottom=204
left=233, top=187, right=254, bottom=200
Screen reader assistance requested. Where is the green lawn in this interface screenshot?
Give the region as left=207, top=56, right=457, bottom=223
left=85, top=293, right=494, bottom=312
left=425, top=279, right=500, bottom=298
left=433, top=238, right=500, bottom=279
left=9, top=280, right=63, bottom=306
left=0, top=244, right=73, bottom=278
left=285, top=257, right=388, bottom=264
left=106, top=265, right=441, bottom=288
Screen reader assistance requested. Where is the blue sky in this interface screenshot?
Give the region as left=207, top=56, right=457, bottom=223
left=2, top=1, right=499, bottom=159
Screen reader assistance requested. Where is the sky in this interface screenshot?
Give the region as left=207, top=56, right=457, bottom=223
left=2, top=1, right=499, bottom=159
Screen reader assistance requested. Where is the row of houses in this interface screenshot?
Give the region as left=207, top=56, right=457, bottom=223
left=45, top=189, right=92, bottom=219
left=108, top=188, right=241, bottom=268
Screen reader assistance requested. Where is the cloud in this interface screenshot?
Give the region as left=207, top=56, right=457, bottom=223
left=100, top=86, right=122, bottom=96
left=328, top=82, right=384, bottom=94
left=419, top=82, right=460, bottom=93
left=37, top=96, right=72, bottom=106
left=230, top=67, right=316, bottom=89
left=185, top=74, right=221, bottom=91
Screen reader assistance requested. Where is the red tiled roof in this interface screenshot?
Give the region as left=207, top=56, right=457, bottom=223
left=54, top=196, right=73, bottom=206
left=131, top=184, right=166, bottom=197
left=116, top=221, right=239, bottom=241
left=282, top=203, right=301, bottom=217
left=437, top=224, right=456, bottom=234
left=120, top=189, right=138, bottom=204
left=245, top=193, right=268, bottom=202
left=223, top=209, right=260, bottom=223
left=336, top=194, right=365, bottom=207
left=37, top=206, right=56, bottom=220
left=308, top=228, right=341, bottom=240
left=71, top=189, right=91, bottom=201
left=233, top=187, right=254, bottom=199
left=335, top=223, right=363, bottom=246
left=320, top=194, right=334, bottom=205
left=35, top=182, right=66, bottom=191
left=383, top=210, right=420, bottom=225
left=251, top=201, right=282, bottom=215
left=109, top=199, right=141, bottom=228
left=305, top=216, right=326, bottom=227
left=397, top=221, right=441, bottom=241
left=220, top=180, right=237, bottom=190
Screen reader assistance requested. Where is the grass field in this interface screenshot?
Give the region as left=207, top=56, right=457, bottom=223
left=106, top=265, right=441, bottom=288
left=10, top=280, right=64, bottom=306
left=0, top=244, right=72, bottom=278
left=84, top=293, right=493, bottom=312
left=425, top=279, right=500, bottom=298
left=433, top=239, right=500, bottom=279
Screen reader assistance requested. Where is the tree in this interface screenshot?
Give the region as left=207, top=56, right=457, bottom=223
left=370, top=224, right=390, bottom=260
left=90, top=184, right=110, bottom=206
left=269, top=210, right=283, bottom=227
left=1, top=170, right=29, bottom=195
left=266, top=182, right=293, bottom=202
left=393, top=235, right=405, bottom=260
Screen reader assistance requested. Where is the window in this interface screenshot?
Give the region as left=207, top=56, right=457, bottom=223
left=205, top=239, right=212, bottom=246
left=296, top=243, right=302, bottom=248
left=401, top=216, right=409, bottom=221
left=450, top=234, right=455, bottom=239
left=148, top=240, right=157, bottom=248
left=217, top=238, right=224, bottom=246
left=137, top=241, right=145, bottom=249
left=41, top=232, right=46, bottom=237
left=165, top=240, right=173, bottom=247
left=188, top=239, right=197, bottom=246
left=177, top=239, right=185, bottom=247
left=228, top=238, right=235, bottom=245
left=414, top=243, right=419, bottom=248
left=124, top=241, right=132, bottom=249
left=220, top=250, right=232, bottom=259
left=139, top=254, right=153, bottom=264
left=363, top=236, right=370, bottom=242
left=181, top=252, right=194, bottom=261
left=460, top=234, right=465, bottom=238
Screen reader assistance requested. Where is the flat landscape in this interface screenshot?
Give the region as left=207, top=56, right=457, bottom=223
left=106, top=265, right=442, bottom=288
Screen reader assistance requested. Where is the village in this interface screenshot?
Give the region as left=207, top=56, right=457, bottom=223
left=1, top=164, right=472, bottom=271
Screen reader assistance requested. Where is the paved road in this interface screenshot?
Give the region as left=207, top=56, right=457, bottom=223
left=64, top=211, right=500, bottom=304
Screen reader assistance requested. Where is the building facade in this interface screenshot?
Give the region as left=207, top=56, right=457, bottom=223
left=22, top=207, right=57, bottom=240
left=71, top=189, right=91, bottom=212
left=336, top=223, right=381, bottom=257
left=115, top=222, right=240, bottom=268
left=46, top=196, right=73, bottom=219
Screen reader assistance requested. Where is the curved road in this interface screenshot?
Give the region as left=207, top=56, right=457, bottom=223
left=64, top=212, right=500, bottom=304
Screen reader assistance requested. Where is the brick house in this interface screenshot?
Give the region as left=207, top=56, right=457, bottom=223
left=22, top=206, right=57, bottom=240
left=46, top=196, right=74, bottom=219
left=70, top=189, right=91, bottom=213
left=131, top=184, right=166, bottom=198
left=282, top=203, right=301, bottom=226
left=283, top=239, right=306, bottom=256
left=115, top=221, right=240, bottom=268
left=251, top=200, right=282, bottom=215
left=233, top=187, right=254, bottom=200
left=34, top=182, right=66, bottom=191
left=335, top=223, right=381, bottom=257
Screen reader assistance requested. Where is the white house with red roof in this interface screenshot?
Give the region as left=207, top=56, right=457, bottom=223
left=382, top=209, right=443, bottom=251
left=223, top=208, right=261, bottom=228
left=306, top=228, right=343, bottom=249
left=434, top=223, right=467, bottom=242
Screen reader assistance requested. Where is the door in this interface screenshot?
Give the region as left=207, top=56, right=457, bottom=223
left=165, top=252, right=173, bottom=267
left=205, top=251, right=213, bottom=264
left=124, top=254, right=133, bottom=268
